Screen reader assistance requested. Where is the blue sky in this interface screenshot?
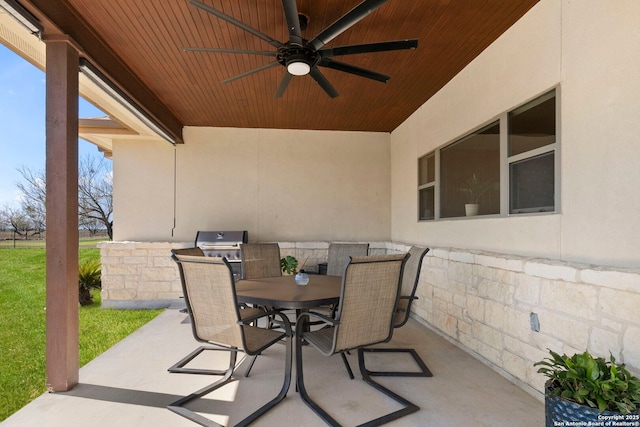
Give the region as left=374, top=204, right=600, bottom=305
left=0, top=44, right=106, bottom=208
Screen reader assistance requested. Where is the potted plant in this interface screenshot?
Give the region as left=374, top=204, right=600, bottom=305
left=280, top=255, right=309, bottom=285
left=458, top=173, right=498, bottom=216
left=535, top=349, right=640, bottom=426
left=78, top=259, right=102, bottom=306
left=280, top=255, right=299, bottom=275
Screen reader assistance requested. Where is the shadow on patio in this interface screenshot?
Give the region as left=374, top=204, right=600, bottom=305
left=1, top=306, right=543, bottom=426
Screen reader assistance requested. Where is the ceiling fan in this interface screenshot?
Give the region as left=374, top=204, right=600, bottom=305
left=185, top=0, right=418, bottom=98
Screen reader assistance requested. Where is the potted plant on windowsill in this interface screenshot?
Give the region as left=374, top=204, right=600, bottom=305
left=459, top=173, right=498, bottom=216
left=534, top=349, right=640, bottom=427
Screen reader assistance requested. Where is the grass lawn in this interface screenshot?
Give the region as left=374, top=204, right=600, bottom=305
left=0, top=247, right=163, bottom=421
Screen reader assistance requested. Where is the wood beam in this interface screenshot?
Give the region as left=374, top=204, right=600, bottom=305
left=44, top=36, right=79, bottom=392
left=24, top=0, right=183, bottom=143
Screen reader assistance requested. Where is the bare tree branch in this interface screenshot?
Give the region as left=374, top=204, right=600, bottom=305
left=14, top=154, right=113, bottom=240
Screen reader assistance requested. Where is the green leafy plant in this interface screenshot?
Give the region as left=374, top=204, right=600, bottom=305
left=78, top=259, right=102, bottom=306
left=280, top=255, right=299, bottom=275
left=535, top=349, right=640, bottom=414
left=458, top=173, right=498, bottom=204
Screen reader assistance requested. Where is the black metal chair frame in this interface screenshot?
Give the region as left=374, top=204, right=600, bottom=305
left=168, top=345, right=258, bottom=377
left=297, top=338, right=419, bottom=427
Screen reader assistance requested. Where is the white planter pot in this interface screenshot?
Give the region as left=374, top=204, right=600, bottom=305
left=465, top=204, right=479, bottom=216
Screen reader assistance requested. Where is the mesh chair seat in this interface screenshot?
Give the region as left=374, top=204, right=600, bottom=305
left=239, top=306, right=264, bottom=319
left=301, top=327, right=334, bottom=355
left=241, top=325, right=287, bottom=353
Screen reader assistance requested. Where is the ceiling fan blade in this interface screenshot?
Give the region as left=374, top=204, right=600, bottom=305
left=189, top=0, right=283, bottom=49
left=309, top=0, right=389, bottom=51
left=319, top=39, right=418, bottom=58
left=221, top=61, right=280, bottom=84
left=274, top=72, right=293, bottom=98
left=319, top=59, right=390, bottom=83
left=281, top=0, right=303, bottom=46
left=183, top=47, right=277, bottom=57
left=309, top=68, right=339, bottom=98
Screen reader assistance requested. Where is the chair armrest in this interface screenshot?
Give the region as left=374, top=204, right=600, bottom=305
left=295, top=310, right=338, bottom=333
left=239, top=309, right=292, bottom=334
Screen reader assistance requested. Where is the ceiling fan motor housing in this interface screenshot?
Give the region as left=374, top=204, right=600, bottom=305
left=278, top=45, right=318, bottom=66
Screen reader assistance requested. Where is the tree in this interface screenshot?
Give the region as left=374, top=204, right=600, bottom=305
left=0, top=205, right=38, bottom=239
left=15, top=154, right=113, bottom=240
left=16, top=165, right=46, bottom=234
left=78, top=156, right=113, bottom=239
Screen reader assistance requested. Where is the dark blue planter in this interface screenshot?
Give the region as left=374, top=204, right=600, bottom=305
left=545, top=382, right=639, bottom=427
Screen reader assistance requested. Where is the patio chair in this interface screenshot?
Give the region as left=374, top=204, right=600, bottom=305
left=240, top=242, right=282, bottom=279
left=326, top=242, right=369, bottom=276
left=169, top=248, right=263, bottom=376
left=295, top=253, right=419, bottom=426
left=168, top=254, right=292, bottom=427
left=320, top=242, right=370, bottom=324
left=240, top=242, right=292, bottom=329
left=359, top=246, right=433, bottom=377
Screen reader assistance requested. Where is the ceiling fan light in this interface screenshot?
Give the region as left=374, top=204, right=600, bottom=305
left=287, top=61, right=311, bottom=76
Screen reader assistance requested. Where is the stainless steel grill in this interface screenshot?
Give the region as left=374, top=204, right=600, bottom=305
left=194, top=230, right=247, bottom=260
left=195, top=230, right=248, bottom=277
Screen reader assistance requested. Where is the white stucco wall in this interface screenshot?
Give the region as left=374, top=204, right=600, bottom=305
left=391, top=0, right=640, bottom=269
left=113, top=127, right=391, bottom=243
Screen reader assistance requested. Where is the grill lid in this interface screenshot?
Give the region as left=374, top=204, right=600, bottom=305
left=194, top=230, right=248, bottom=247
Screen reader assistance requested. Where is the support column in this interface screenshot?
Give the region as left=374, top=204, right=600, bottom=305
left=44, top=36, right=79, bottom=392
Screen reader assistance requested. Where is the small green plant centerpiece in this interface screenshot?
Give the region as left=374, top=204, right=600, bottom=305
left=535, top=350, right=640, bottom=426
left=280, top=255, right=299, bottom=275
left=78, top=259, right=102, bottom=306
left=458, top=173, right=498, bottom=216
left=280, top=255, right=310, bottom=285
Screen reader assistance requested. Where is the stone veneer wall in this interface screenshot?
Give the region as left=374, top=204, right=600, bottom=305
left=98, top=240, right=640, bottom=398
left=414, top=248, right=640, bottom=399
left=97, top=240, right=396, bottom=309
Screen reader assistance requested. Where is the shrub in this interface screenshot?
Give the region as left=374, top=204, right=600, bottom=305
left=78, top=259, right=101, bottom=306
left=535, top=349, right=640, bottom=414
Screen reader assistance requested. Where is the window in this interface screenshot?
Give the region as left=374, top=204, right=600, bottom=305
left=440, top=122, right=500, bottom=218
left=510, top=153, right=554, bottom=212
left=416, top=89, right=558, bottom=220
left=508, top=90, right=556, bottom=213
left=418, top=153, right=435, bottom=220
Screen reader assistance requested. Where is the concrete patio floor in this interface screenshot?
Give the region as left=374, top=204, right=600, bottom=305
left=2, top=306, right=544, bottom=426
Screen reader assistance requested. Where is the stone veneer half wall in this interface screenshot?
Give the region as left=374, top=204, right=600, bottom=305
left=97, top=240, right=392, bottom=309
left=98, top=240, right=640, bottom=400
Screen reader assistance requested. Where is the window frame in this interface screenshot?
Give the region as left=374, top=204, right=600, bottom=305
left=417, top=151, right=437, bottom=221
left=506, top=89, right=559, bottom=215
left=417, top=87, right=560, bottom=222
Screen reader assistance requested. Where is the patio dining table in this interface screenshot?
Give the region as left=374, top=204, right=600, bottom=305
left=235, top=274, right=342, bottom=313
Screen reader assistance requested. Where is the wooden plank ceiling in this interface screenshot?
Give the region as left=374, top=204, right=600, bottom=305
left=25, top=0, right=539, bottom=134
